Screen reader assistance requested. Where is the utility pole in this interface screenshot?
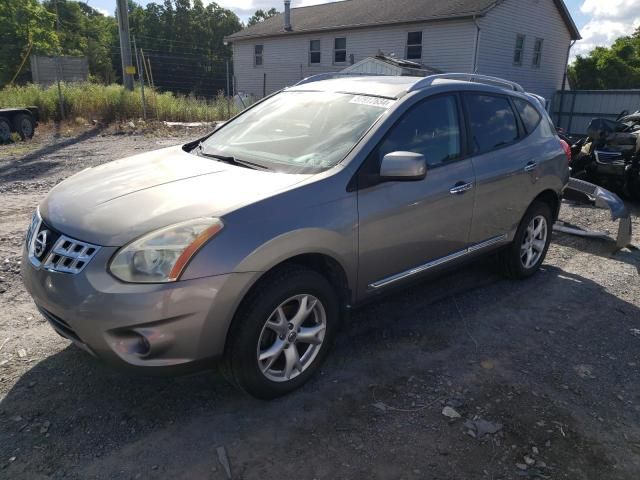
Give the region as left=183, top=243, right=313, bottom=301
left=116, top=0, right=134, bottom=90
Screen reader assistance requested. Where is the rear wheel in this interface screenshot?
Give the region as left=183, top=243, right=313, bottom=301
left=224, top=267, right=340, bottom=399
left=13, top=113, right=35, bottom=140
left=498, top=202, right=552, bottom=279
left=0, top=117, right=11, bottom=143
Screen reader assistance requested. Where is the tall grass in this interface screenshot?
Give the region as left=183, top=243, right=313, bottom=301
left=0, top=82, right=239, bottom=123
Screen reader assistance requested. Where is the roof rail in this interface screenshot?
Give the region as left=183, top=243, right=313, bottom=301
left=294, top=72, right=384, bottom=86
left=408, top=73, right=525, bottom=93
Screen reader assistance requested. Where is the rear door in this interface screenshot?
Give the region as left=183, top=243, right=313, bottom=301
left=356, top=94, right=475, bottom=296
left=463, top=93, right=536, bottom=244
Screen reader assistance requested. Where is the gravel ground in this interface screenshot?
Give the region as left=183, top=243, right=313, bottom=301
left=1, top=125, right=639, bottom=480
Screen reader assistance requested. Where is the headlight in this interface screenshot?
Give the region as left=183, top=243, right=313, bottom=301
left=109, top=218, right=224, bottom=283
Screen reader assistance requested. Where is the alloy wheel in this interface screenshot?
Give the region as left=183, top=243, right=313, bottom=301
left=256, top=294, right=327, bottom=382
left=520, top=215, right=548, bottom=269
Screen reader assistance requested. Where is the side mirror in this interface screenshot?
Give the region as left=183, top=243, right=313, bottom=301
left=379, top=151, right=427, bottom=181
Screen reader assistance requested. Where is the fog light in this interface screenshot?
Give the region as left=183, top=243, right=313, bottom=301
left=137, top=335, right=151, bottom=357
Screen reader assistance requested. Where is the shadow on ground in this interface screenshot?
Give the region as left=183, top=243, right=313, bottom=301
left=2, top=258, right=639, bottom=479
left=0, top=126, right=106, bottom=184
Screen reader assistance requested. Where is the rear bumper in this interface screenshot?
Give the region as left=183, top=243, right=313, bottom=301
left=21, top=245, right=256, bottom=373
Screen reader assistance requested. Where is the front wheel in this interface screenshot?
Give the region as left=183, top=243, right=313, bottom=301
left=498, top=202, right=553, bottom=279
left=224, top=267, right=340, bottom=399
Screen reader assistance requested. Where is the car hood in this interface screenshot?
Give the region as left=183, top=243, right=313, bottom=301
left=40, top=146, right=312, bottom=246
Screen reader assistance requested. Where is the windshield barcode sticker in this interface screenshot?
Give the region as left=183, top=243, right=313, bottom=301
left=349, top=96, right=395, bottom=108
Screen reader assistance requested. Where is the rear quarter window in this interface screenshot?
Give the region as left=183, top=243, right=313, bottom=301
left=464, top=94, right=519, bottom=155
left=513, top=98, right=542, bottom=134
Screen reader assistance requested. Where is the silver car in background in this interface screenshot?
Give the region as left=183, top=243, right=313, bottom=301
left=22, top=74, right=569, bottom=398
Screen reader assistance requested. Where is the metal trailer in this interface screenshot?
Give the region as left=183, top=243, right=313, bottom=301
left=0, top=107, right=39, bottom=142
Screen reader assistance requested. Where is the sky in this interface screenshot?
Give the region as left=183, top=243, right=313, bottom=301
left=88, top=0, right=640, bottom=61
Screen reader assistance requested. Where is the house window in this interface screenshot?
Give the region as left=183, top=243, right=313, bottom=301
left=406, top=31, right=422, bottom=60
left=334, top=38, right=347, bottom=63
left=254, top=45, right=263, bottom=67
left=513, top=34, right=525, bottom=66
left=532, top=38, right=543, bottom=68
left=310, top=40, right=321, bottom=64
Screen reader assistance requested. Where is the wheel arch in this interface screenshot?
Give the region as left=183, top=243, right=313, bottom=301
left=222, top=252, right=352, bottom=354
left=532, top=189, right=561, bottom=222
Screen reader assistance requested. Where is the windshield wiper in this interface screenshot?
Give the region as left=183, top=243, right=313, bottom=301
left=194, top=143, right=270, bottom=171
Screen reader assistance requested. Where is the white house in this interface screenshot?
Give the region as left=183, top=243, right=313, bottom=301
left=225, top=0, right=580, bottom=100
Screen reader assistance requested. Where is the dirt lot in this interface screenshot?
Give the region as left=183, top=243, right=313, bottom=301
left=1, top=125, right=639, bottom=480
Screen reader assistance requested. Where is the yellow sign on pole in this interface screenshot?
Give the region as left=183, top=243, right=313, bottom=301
left=125, top=66, right=136, bottom=75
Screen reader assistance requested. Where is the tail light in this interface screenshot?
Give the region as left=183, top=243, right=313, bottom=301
left=559, top=139, right=571, bottom=164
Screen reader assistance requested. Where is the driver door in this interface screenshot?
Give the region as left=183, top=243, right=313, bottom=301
left=356, top=94, right=475, bottom=297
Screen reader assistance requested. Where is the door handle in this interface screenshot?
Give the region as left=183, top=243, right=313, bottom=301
left=524, top=161, right=538, bottom=173
left=449, top=182, right=474, bottom=195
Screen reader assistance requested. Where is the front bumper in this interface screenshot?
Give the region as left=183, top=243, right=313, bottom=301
left=21, top=245, right=255, bottom=373
left=558, top=177, right=633, bottom=250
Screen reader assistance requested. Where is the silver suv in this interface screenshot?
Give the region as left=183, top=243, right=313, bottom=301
left=22, top=74, right=569, bottom=398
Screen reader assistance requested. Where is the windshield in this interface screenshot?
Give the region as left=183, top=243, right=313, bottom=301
left=200, top=91, right=393, bottom=173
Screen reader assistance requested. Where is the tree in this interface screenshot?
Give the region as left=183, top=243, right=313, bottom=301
left=569, top=30, right=640, bottom=89
left=0, top=0, right=244, bottom=95
left=248, top=8, right=278, bottom=27
left=42, top=0, right=119, bottom=83
left=0, top=0, right=59, bottom=85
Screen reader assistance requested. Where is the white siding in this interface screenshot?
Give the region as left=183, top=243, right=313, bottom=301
left=232, top=20, right=477, bottom=97
left=477, top=0, right=571, bottom=99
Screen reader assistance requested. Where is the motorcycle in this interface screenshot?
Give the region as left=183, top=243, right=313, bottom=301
left=566, top=110, right=640, bottom=200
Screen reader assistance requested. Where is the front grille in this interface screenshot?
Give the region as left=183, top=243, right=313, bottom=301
left=26, top=210, right=100, bottom=274
left=42, top=235, right=99, bottom=274
left=25, top=212, right=39, bottom=247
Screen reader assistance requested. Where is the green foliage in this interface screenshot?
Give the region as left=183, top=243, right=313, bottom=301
left=248, top=8, right=279, bottom=27
left=0, top=82, right=238, bottom=122
left=569, top=27, right=640, bottom=89
left=0, top=0, right=243, bottom=90
left=127, top=0, right=241, bottom=61
left=0, top=0, right=59, bottom=85
left=42, top=0, right=119, bottom=84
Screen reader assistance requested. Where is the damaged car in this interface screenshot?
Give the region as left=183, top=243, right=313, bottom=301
left=22, top=73, right=569, bottom=399
left=569, top=110, right=640, bottom=200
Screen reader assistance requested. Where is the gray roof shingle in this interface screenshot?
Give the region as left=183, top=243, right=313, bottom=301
left=225, top=0, right=580, bottom=41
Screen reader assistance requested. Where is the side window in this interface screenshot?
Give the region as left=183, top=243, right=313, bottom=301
left=513, top=98, right=542, bottom=134
left=464, top=94, right=519, bottom=155
left=254, top=45, right=263, bottom=67
left=406, top=31, right=422, bottom=60
left=513, top=34, right=525, bottom=66
left=378, top=95, right=461, bottom=168
left=309, top=40, right=321, bottom=64
left=334, top=38, right=347, bottom=63
left=532, top=38, right=543, bottom=68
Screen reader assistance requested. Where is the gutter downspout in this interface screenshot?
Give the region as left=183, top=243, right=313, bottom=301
left=557, top=40, right=576, bottom=129
left=561, top=40, right=577, bottom=91
left=472, top=16, right=481, bottom=73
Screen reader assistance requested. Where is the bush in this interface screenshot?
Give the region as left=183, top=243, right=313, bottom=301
left=0, top=82, right=239, bottom=122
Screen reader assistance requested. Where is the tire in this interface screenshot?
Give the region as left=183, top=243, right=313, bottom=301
left=13, top=113, right=35, bottom=140
left=498, top=202, right=553, bottom=279
left=224, top=266, right=340, bottom=399
left=0, top=117, right=11, bottom=143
